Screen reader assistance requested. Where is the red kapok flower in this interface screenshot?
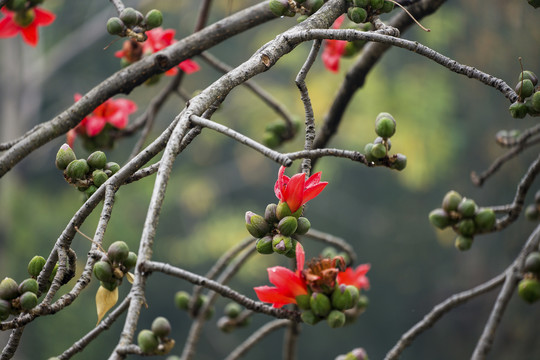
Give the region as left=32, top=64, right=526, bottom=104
left=67, top=93, right=137, bottom=147
left=274, top=166, right=328, bottom=213
left=254, top=243, right=308, bottom=308
left=321, top=15, right=347, bottom=73
left=0, top=7, right=55, bottom=47
left=114, top=27, right=200, bottom=75
left=337, top=264, right=371, bottom=291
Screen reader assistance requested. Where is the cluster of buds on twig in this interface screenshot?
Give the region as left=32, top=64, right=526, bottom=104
left=106, top=8, right=163, bottom=41
left=363, top=112, right=407, bottom=170
left=509, top=69, right=540, bottom=118
left=137, top=317, right=175, bottom=355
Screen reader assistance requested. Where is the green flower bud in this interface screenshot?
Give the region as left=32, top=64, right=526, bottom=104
left=295, top=217, right=311, bottom=235
left=100, top=280, right=118, bottom=291
left=457, top=219, right=476, bottom=237
left=375, top=113, right=396, bottom=138
left=515, top=79, right=535, bottom=100
left=531, top=91, right=540, bottom=113
left=93, top=260, right=114, bottom=282
left=278, top=216, right=298, bottom=236
left=353, top=0, right=369, bottom=7
left=391, top=153, right=407, bottom=171
left=105, top=162, right=121, bottom=175
left=349, top=348, right=369, bottom=360
left=145, top=9, right=163, bottom=30
left=224, top=302, right=242, bottom=318
left=381, top=0, right=395, bottom=13
left=363, top=143, right=375, bottom=163
left=374, top=136, right=391, bottom=151
left=357, top=294, right=369, bottom=310
left=300, top=310, right=320, bottom=325
left=327, top=309, right=346, bottom=328
left=85, top=185, right=98, bottom=199
left=245, top=212, right=270, bottom=238
left=332, top=284, right=355, bottom=310
left=55, top=144, right=77, bottom=170
left=20, top=291, right=38, bottom=311
left=66, top=159, right=90, bottom=180
left=122, top=251, right=138, bottom=270
left=370, top=0, right=385, bottom=9
left=262, top=132, right=281, bottom=149
left=310, top=292, right=332, bottom=317
left=454, top=235, right=473, bottom=251
left=347, top=7, right=367, bottom=24
left=284, top=239, right=298, bottom=258
left=6, top=0, right=26, bottom=11
left=509, top=101, right=528, bottom=119
left=457, top=198, right=477, bottom=218
left=295, top=294, right=311, bottom=310
left=28, top=255, right=46, bottom=278
left=297, top=14, right=309, bottom=22
left=428, top=209, right=450, bottom=229
left=256, top=236, right=274, bottom=255
left=272, top=234, right=293, bottom=255
left=151, top=316, right=171, bottom=338
left=264, top=203, right=279, bottom=225
left=268, top=0, right=289, bottom=16
left=525, top=204, right=540, bottom=221
left=0, top=299, right=11, bottom=321
left=138, top=329, right=159, bottom=353
left=217, top=316, right=235, bottom=333
left=87, top=151, right=107, bottom=170
left=474, top=208, right=496, bottom=231
left=106, top=17, right=125, bottom=36
left=0, top=277, right=19, bottom=300
left=370, top=143, right=387, bottom=159
left=276, top=201, right=293, bottom=220
left=518, top=278, right=540, bottom=303
left=442, top=190, right=462, bottom=213
left=266, top=121, right=287, bottom=136
left=306, top=0, right=324, bottom=12
left=107, top=241, right=130, bottom=264
left=524, top=252, right=540, bottom=275
left=92, top=170, right=109, bottom=188
left=174, top=291, right=190, bottom=310
left=18, top=278, right=38, bottom=295
left=519, top=71, right=538, bottom=86
left=120, top=7, right=138, bottom=27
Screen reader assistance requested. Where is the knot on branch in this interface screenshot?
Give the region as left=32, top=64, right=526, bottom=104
left=154, top=54, right=171, bottom=71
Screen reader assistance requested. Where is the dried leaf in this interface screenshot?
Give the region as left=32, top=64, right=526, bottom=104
left=126, top=272, right=134, bottom=284
left=96, top=285, right=118, bottom=325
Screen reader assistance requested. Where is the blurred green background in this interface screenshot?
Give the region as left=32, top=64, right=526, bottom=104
left=1, top=0, right=540, bottom=359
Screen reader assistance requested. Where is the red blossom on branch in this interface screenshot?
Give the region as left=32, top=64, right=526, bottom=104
left=321, top=15, right=347, bottom=73
left=254, top=243, right=308, bottom=308
left=67, top=94, right=137, bottom=147
left=337, top=264, right=371, bottom=291
left=0, top=7, right=55, bottom=47
left=274, top=166, right=328, bottom=213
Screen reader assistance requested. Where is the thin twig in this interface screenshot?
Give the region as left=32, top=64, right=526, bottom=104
left=109, top=0, right=125, bottom=13
left=224, top=320, right=291, bottom=360
left=0, top=327, right=24, bottom=360
left=283, top=321, right=300, bottom=360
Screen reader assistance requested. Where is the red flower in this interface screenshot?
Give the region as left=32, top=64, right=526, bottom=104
left=274, top=166, right=328, bottom=213
left=321, top=15, right=347, bottom=73
left=0, top=7, right=55, bottom=47
left=114, top=27, right=200, bottom=75
left=67, top=94, right=137, bottom=147
left=254, top=243, right=308, bottom=308
left=337, top=264, right=371, bottom=291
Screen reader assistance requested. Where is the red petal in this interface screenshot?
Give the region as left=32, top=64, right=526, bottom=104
left=295, top=242, right=305, bottom=273
left=66, top=129, right=77, bottom=148
left=332, top=14, right=345, bottom=29
left=85, top=117, right=106, bottom=136
left=274, top=166, right=287, bottom=201
left=300, top=181, right=328, bottom=207
left=178, top=59, right=200, bottom=74
left=253, top=286, right=294, bottom=308
left=283, top=173, right=306, bottom=213
left=21, top=24, right=38, bottom=47
left=267, top=266, right=307, bottom=298
left=0, top=16, right=19, bottom=38
left=114, top=50, right=125, bottom=58
left=34, top=7, right=55, bottom=26
left=305, top=171, right=322, bottom=187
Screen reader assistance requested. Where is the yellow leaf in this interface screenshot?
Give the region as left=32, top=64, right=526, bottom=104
left=96, top=285, right=118, bottom=325
left=126, top=272, right=134, bottom=284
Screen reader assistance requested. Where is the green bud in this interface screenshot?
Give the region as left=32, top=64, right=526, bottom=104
left=297, top=14, right=309, bottom=22
left=217, top=316, right=234, bottom=333
left=391, top=153, right=407, bottom=171
left=92, top=170, right=108, bottom=187
left=442, top=190, right=462, bottom=213
left=347, top=7, right=367, bottom=24
left=332, top=284, right=354, bottom=310
left=55, top=144, right=77, bottom=170
left=454, top=235, right=473, bottom=251
left=370, top=143, right=387, bottom=159
left=256, top=236, right=274, bottom=255
left=327, top=309, right=346, bottom=328
left=0, top=299, right=11, bottom=321
left=28, top=255, right=46, bottom=278
left=509, top=101, right=528, bottom=119
left=515, top=79, right=535, bottom=100
left=300, top=310, right=320, bottom=325
left=224, top=302, right=242, bottom=318
left=245, top=212, right=270, bottom=238
left=374, top=136, right=391, bottom=151
left=0, top=277, right=19, bottom=300
left=363, top=143, right=376, bottom=163
left=93, top=260, right=114, bottom=282
left=306, top=0, right=324, bottom=12
left=457, top=219, right=476, bottom=237
left=357, top=294, right=369, bottom=310
left=105, top=162, right=121, bottom=175
left=268, top=0, right=289, bottom=16
left=174, top=291, right=190, bottom=310
left=264, top=203, right=279, bottom=225
left=18, top=278, right=38, bottom=295
left=428, top=209, right=450, bottom=229
left=145, top=9, right=163, bottom=30
left=310, top=292, right=332, bottom=317
left=138, top=329, right=159, bottom=353
left=518, top=278, right=540, bottom=303
left=100, top=280, right=118, bottom=291
left=276, top=201, right=293, bottom=220
left=524, top=252, right=540, bottom=275
left=532, top=91, right=540, bottom=113
left=370, top=0, right=385, bottom=9
left=122, top=251, right=138, bottom=270
left=66, top=159, right=90, bottom=180
left=525, top=204, right=540, bottom=221
left=375, top=113, right=396, bottom=138
left=520, top=71, right=538, bottom=86
left=151, top=316, right=171, bottom=338
left=295, top=217, right=311, bottom=235
left=106, top=17, right=125, bottom=36
left=474, top=208, right=496, bottom=231
left=284, top=239, right=298, bottom=258
left=14, top=9, right=35, bottom=27
left=85, top=185, right=98, bottom=198
left=87, top=151, right=107, bottom=170
left=262, top=132, right=281, bottom=149
left=278, top=216, right=298, bottom=236
left=107, top=241, right=130, bottom=264
left=295, top=294, right=311, bottom=310
left=20, top=291, right=38, bottom=311
left=272, top=234, right=293, bottom=255
left=353, top=0, right=369, bottom=7
left=457, top=198, right=477, bottom=218
left=120, top=7, right=138, bottom=27
left=381, top=0, right=395, bottom=13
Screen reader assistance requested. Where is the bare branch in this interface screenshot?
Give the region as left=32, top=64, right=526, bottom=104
left=224, top=320, right=291, bottom=360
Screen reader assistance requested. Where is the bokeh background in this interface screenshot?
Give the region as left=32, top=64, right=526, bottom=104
left=1, top=0, right=540, bottom=359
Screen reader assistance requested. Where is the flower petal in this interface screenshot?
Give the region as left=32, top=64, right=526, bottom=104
left=267, top=266, right=307, bottom=298
left=178, top=59, right=200, bottom=74
left=295, top=242, right=305, bottom=273
left=20, top=24, right=38, bottom=47
left=34, top=7, right=55, bottom=26
left=0, top=16, right=19, bottom=38
left=283, top=172, right=306, bottom=213
left=274, top=166, right=287, bottom=201
left=85, top=117, right=107, bottom=137
left=253, top=286, right=294, bottom=308
left=305, top=171, right=322, bottom=188
left=300, top=181, right=328, bottom=207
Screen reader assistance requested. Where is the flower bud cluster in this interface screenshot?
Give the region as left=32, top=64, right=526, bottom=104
left=173, top=291, right=215, bottom=320
left=335, top=347, right=369, bottom=360
left=509, top=70, right=540, bottom=118
left=262, top=119, right=301, bottom=149
left=0, top=255, right=59, bottom=320
left=4, top=0, right=44, bottom=27
left=217, top=302, right=251, bottom=333
left=137, top=316, right=175, bottom=355
left=55, top=144, right=120, bottom=200
left=347, top=0, right=394, bottom=25
left=363, top=112, right=407, bottom=171
left=106, top=8, right=163, bottom=41
left=93, top=241, right=137, bottom=291
left=429, top=190, right=496, bottom=251
left=246, top=202, right=311, bottom=258
left=518, top=250, right=540, bottom=303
